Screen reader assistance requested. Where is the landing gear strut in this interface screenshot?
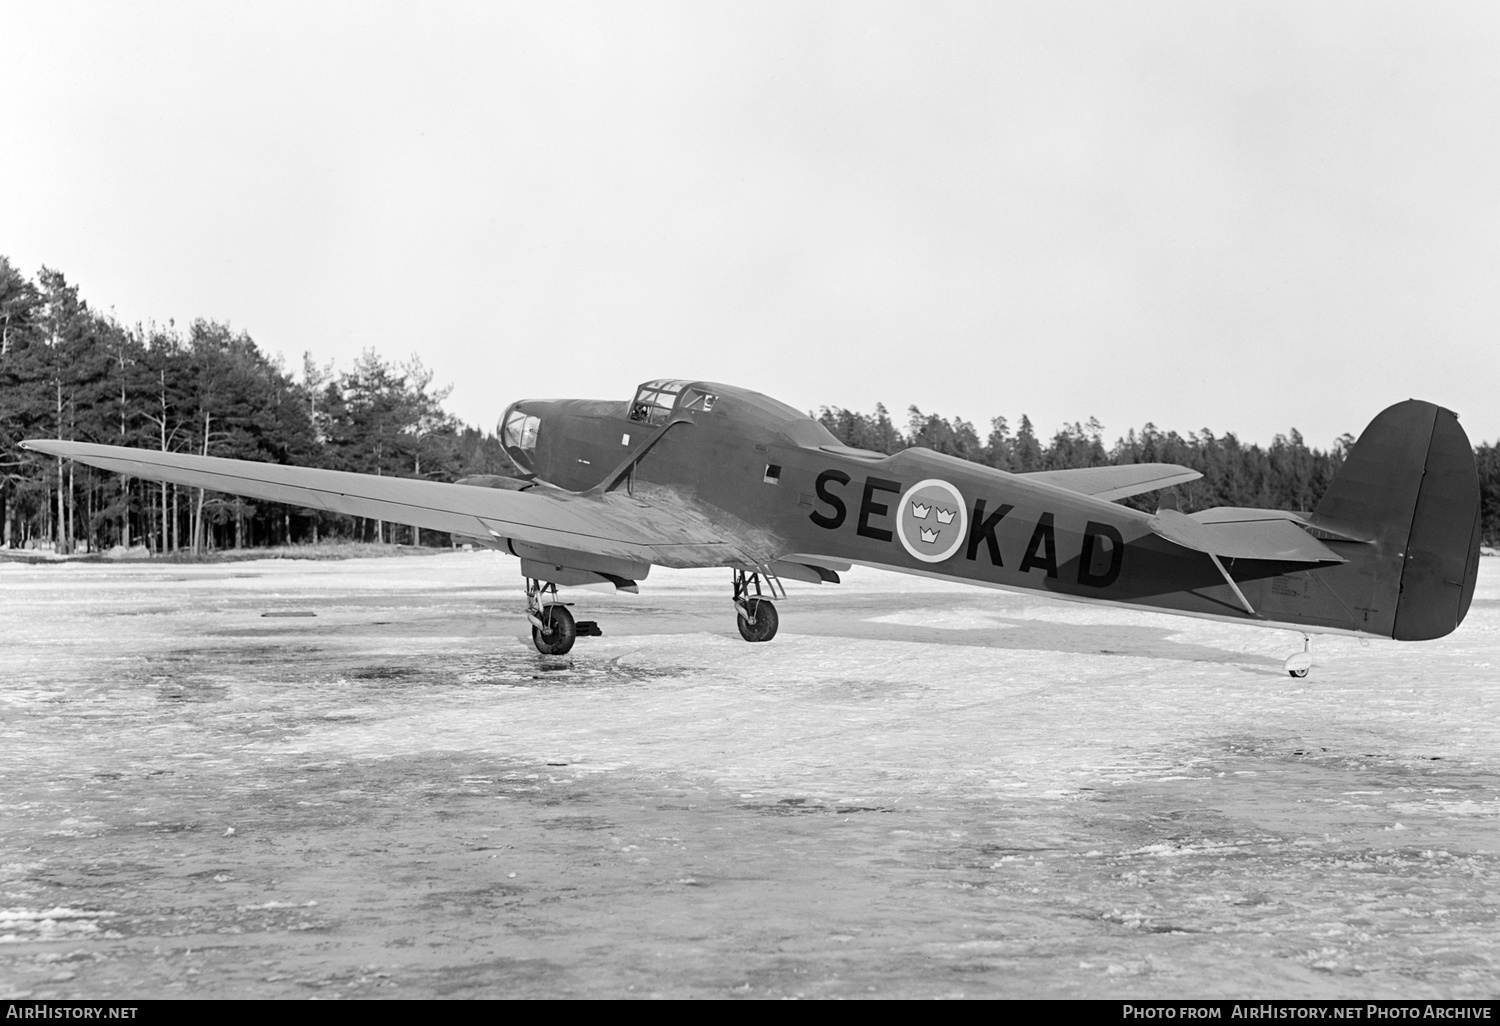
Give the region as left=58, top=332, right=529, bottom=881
left=525, top=578, right=602, bottom=655
left=1284, top=633, right=1313, bottom=678
left=733, top=568, right=782, bottom=643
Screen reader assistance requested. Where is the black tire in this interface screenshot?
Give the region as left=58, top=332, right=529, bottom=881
left=736, top=598, right=779, bottom=643
left=532, top=604, right=577, bottom=655
left=1288, top=668, right=1309, bottom=679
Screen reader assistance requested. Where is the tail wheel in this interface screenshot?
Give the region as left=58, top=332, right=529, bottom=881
left=533, top=604, right=577, bottom=655
left=736, top=598, right=779, bottom=643
left=1283, top=634, right=1313, bottom=678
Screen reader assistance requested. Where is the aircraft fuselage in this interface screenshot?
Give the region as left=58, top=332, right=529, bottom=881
left=500, top=380, right=1398, bottom=638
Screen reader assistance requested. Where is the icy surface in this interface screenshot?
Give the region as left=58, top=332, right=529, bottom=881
left=0, top=552, right=1497, bottom=998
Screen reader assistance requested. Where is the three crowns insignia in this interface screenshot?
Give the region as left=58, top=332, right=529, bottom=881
left=905, top=485, right=961, bottom=555
left=911, top=502, right=955, bottom=521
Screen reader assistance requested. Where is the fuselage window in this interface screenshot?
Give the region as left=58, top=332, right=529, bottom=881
left=682, top=389, right=718, bottom=413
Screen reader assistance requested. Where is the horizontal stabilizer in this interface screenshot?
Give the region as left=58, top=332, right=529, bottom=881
left=1188, top=506, right=1372, bottom=543
left=1022, top=463, right=1202, bottom=501
left=1148, top=508, right=1345, bottom=564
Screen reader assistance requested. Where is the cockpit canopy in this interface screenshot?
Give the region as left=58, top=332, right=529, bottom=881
left=628, top=379, right=718, bottom=426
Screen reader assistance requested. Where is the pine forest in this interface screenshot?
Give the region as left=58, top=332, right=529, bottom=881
left=2, top=257, right=1497, bottom=556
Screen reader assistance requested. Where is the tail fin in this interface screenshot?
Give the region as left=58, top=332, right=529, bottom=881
left=1313, top=400, right=1481, bottom=641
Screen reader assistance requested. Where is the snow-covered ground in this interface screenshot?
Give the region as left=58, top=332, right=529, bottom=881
left=1, top=552, right=1496, bottom=998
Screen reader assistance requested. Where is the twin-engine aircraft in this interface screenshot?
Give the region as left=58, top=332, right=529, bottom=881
left=23, top=378, right=1481, bottom=676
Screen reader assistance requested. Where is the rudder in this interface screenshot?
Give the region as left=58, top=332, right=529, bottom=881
left=1392, top=406, right=1482, bottom=640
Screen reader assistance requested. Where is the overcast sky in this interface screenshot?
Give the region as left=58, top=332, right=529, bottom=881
left=3, top=1, right=1496, bottom=448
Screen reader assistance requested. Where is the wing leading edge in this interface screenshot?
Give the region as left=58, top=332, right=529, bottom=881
left=19, top=440, right=742, bottom=568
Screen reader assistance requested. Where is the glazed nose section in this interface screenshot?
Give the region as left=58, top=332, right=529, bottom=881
left=499, top=402, right=542, bottom=477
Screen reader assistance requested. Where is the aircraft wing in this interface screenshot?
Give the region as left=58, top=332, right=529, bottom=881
left=19, top=440, right=745, bottom=568
left=1020, top=463, right=1202, bottom=501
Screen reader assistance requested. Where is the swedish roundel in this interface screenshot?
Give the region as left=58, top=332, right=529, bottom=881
left=896, top=479, right=967, bottom=563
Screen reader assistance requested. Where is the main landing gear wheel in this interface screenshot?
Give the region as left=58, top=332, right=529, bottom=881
left=1283, top=633, right=1313, bottom=678
left=533, top=604, right=577, bottom=655
left=736, top=597, right=779, bottom=643
left=732, top=567, right=784, bottom=643
left=526, top=578, right=581, bottom=656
